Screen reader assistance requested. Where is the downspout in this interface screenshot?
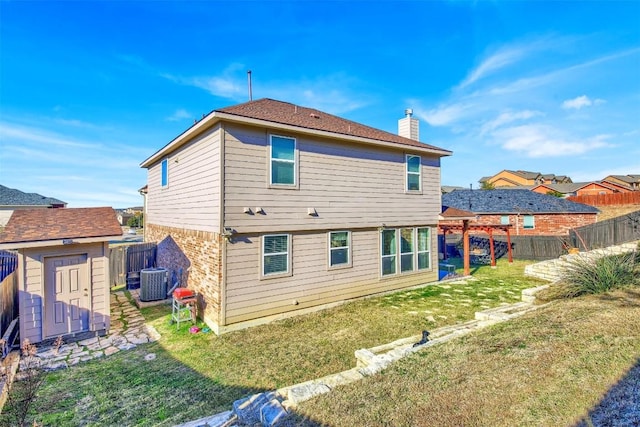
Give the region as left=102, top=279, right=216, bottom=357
left=218, top=124, right=227, bottom=328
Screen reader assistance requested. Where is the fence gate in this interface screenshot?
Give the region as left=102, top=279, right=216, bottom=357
left=109, top=242, right=157, bottom=288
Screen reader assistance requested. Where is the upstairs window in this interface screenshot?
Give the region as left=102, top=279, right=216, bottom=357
left=406, top=155, right=421, bottom=192
left=523, top=215, right=535, bottom=229
left=500, top=215, right=510, bottom=225
left=270, top=135, right=296, bottom=186
left=161, top=158, right=169, bottom=187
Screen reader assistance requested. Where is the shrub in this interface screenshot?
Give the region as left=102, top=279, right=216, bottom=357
left=551, top=251, right=639, bottom=299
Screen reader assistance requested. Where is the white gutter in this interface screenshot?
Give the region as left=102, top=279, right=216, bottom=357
left=0, top=235, right=123, bottom=250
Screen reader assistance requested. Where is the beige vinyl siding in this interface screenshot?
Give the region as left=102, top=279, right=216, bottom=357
left=223, top=124, right=442, bottom=234
left=224, top=228, right=438, bottom=325
left=146, top=125, right=221, bottom=233
left=19, top=243, right=109, bottom=344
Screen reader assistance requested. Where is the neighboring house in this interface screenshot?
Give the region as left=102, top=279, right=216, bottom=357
left=125, top=206, right=144, bottom=214
left=531, top=181, right=622, bottom=197
left=116, top=210, right=134, bottom=226
left=479, top=170, right=572, bottom=188
left=0, top=207, right=123, bottom=344
left=0, top=184, right=66, bottom=227
left=441, top=185, right=465, bottom=194
left=441, top=189, right=599, bottom=236
left=141, top=98, right=452, bottom=334
left=602, top=175, right=640, bottom=191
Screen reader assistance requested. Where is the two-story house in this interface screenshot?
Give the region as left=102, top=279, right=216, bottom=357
left=141, top=99, right=452, bottom=333
left=479, top=170, right=573, bottom=188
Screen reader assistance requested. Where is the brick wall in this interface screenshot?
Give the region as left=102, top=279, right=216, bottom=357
left=440, top=212, right=598, bottom=236
left=146, top=224, right=223, bottom=325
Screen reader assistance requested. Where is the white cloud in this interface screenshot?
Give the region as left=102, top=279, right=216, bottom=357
left=492, top=124, right=611, bottom=157
left=458, top=46, right=527, bottom=89
left=415, top=103, right=473, bottom=127
left=480, top=110, right=544, bottom=135
left=166, top=108, right=192, bottom=122
left=0, top=122, right=101, bottom=148
left=562, top=95, right=605, bottom=109
left=164, top=66, right=368, bottom=115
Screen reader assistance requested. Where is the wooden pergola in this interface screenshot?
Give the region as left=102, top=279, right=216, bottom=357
left=439, top=207, right=513, bottom=276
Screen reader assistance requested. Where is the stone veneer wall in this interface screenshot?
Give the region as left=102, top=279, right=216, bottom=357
left=146, top=223, right=223, bottom=326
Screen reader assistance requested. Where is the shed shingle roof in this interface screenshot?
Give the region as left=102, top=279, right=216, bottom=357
left=0, top=207, right=122, bottom=244
left=0, top=185, right=66, bottom=207
left=442, top=189, right=600, bottom=214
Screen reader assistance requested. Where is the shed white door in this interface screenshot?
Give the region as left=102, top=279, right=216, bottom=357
left=44, top=255, right=90, bottom=338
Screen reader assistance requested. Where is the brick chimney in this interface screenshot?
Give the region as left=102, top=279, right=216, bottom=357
left=398, top=108, right=419, bottom=140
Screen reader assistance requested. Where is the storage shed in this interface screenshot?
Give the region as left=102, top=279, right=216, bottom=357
left=0, top=207, right=122, bottom=344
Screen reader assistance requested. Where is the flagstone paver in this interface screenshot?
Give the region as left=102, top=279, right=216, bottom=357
left=30, top=291, right=160, bottom=370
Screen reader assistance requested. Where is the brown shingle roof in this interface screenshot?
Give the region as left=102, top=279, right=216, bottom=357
left=0, top=207, right=122, bottom=244
left=440, top=206, right=476, bottom=219
left=218, top=98, right=449, bottom=152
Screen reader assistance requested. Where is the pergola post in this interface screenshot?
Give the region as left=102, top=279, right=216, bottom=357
left=462, top=219, right=470, bottom=276
left=488, top=228, right=496, bottom=268
left=506, top=228, right=513, bottom=263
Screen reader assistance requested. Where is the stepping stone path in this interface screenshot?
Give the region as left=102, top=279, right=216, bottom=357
left=22, top=291, right=160, bottom=372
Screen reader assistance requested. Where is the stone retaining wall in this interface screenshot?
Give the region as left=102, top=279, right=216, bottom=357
left=524, top=240, right=639, bottom=282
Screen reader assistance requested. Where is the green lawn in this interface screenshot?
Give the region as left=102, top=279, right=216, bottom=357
left=3, top=259, right=546, bottom=426
left=293, top=288, right=640, bottom=426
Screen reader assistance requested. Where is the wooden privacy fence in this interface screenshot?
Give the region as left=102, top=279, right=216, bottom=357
left=109, top=242, right=157, bottom=287
left=568, top=192, right=640, bottom=206
left=570, top=210, right=640, bottom=250
left=442, top=234, right=568, bottom=261
left=0, top=250, right=17, bottom=283
left=0, top=270, right=18, bottom=341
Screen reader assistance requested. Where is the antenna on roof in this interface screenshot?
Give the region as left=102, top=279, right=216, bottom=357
left=247, top=70, right=253, bottom=101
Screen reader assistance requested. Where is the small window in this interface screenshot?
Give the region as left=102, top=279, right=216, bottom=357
left=381, top=229, right=397, bottom=276
left=270, top=135, right=296, bottom=186
left=161, top=158, right=169, bottom=187
left=500, top=215, right=510, bottom=225
left=329, top=231, right=351, bottom=268
left=417, top=228, right=431, bottom=270
left=523, top=215, right=535, bottom=229
left=262, top=234, right=290, bottom=276
left=406, top=155, right=421, bottom=191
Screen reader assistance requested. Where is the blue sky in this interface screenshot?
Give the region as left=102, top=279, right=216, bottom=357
left=1, top=1, right=638, bottom=207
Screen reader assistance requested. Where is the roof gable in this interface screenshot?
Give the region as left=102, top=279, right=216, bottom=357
left=0, top=185, right=66, bottom=207
left=442, top=189, right=600, bottom=214
left=142, top=98, right=452, bottom=168
left=218, top=98, right=446, bottom=151
left=0, top=207, right=122, bottom=245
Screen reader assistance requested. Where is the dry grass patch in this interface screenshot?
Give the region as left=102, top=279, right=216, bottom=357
left=4, top=259, right=544, bottom=426
left=293, top=289, right=640, bottom=426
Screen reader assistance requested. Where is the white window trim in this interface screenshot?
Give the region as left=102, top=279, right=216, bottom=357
left=261, top=234, right=292, bottom=279
left=381, top=227, right=432, bottom=277
left=328, top=231, right=352, bottom=270
left=161, top=158, right=169, bottom=188
left=523, top=215, right=535, bottom=229
left=269, top=134, right=298, bottom=189
left=417, top=227, right=431, bottom=270
left=405, top=154, right=422, bottom=193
